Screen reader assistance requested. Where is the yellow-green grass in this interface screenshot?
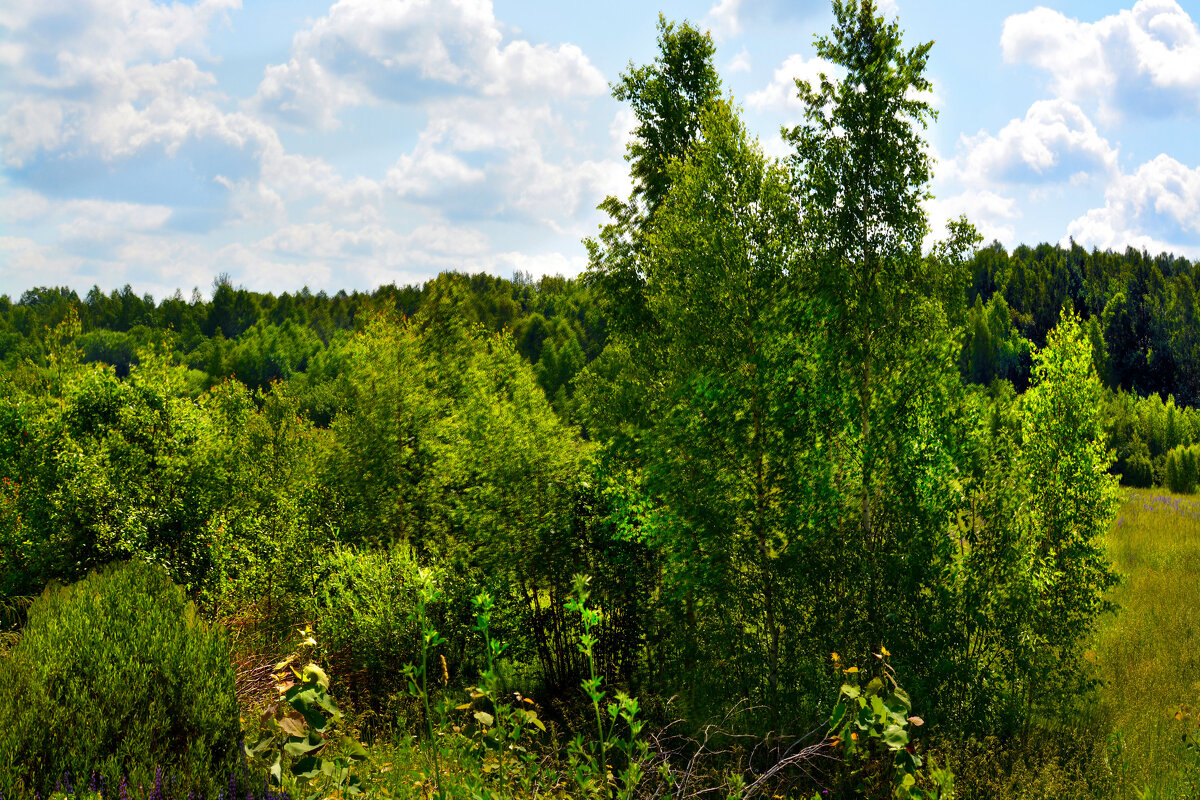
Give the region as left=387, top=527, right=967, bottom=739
left=1093, top=489, right=1200, bottom=798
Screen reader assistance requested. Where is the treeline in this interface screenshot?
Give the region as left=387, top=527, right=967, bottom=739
left=962, top=241, right=1198, bottom=403
left=0, top=272, right=603, bottom=423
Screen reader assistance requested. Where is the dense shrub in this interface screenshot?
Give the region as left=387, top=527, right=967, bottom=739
left=308, top=544, right=423, bottom=720
left=1165, top=444, right=1200, bottom=494
left=0, top=561, right=241, bottom=796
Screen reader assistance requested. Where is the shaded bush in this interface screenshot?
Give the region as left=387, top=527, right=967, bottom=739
left=1165, top=444, right=1200, bottom=494
left=308, top=544, right=423, bottom=723
left=0, top=561, right=241, bottom=796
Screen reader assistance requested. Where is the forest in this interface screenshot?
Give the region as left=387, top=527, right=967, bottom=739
left=2, top=1, right=1199, bottom=798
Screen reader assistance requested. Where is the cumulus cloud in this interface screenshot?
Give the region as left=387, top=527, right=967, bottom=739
left=214, top=176, right=287, bottom=226
left=57, top=199, right=173, bottom=244
left=0, top=0, right=279, bottom=175
left=705, top=0, right=743, bottom=39
left=0, top=0, right=642, bottom=295
left=927, top=189, right=1021, bottom=246
left=746, top=53, right=843, bottom=115
left=948, top=99, right=1118, bottom=185
left=1002, top=0, right=1200, bottom=119
left=1065, top=154, right=1200, bottom=255
left=377, top=94, right=625, bottom=228
left=251, top=0, right=605, bottom=128
left=728, top=48, right=752, bottom=74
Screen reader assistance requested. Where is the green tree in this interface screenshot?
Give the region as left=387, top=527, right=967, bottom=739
left=787, top=0, right=939, bottom=550
left=785, top=0, right=978, bottom=669
left=1018, top=310, right=1120, bottom=714
left=621, top=98, right=815, bottom=706
left=586, top=16, right=722, bottom=339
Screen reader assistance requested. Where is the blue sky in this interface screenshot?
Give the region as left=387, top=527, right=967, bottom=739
left=2, top=0, right=1199, bottom=299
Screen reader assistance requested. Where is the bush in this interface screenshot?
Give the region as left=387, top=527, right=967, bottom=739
left=0, top=560, right=241, bottom=796
left=1165, top=444, right=1200, bottom=494
left=1124, top=453, right=1154, bottom=488
left=309, top=544, right=423, bottom=724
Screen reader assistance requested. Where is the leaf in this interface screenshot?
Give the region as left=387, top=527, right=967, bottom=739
left=278, top=712, right=308, bottom=737
left=474, top=711, right=494, bottom=727
left=882, top=724, right=909, bottom=749
left=284, top=731, right=324, bottom=757
left=829, top=701, right=847, bottom=730
left=341, top=736, right=369, bottom=760
left=908, top=715, right=924, bottom=727
left=292, top=755, right=322, bottom=780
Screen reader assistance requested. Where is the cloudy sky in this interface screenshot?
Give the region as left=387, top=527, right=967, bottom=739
left=1, top=0, right=1199, bottom=299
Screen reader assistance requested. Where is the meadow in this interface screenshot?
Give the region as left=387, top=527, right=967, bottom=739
left=941, top=490, right=1200, bottom=800
left=1095, top=491, right=1200, bottom=798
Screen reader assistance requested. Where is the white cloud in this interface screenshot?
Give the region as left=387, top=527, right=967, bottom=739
left=251, top=0, right=604, bottom=129
left=747, top=53, right=843, bottom=115
left=214, top=176, right=287, bottom=226
left=0, top=236, right=83, bottom=288
left=252, top=56, right=369, bottom=131
left=1002, top=0, right=1200, bottom=119
left=0, top=188, right=51, bottom=223
left=385, top=150, right=487, bottom=200
left=0, top=0, right=238, bottom=69
left=947, top=99, right=1117, bottom=186
left=489, top=249, right=586, bottom=280
left=728, top=47, right=752, bottom=74
left=258, top=220, right=490, bottom=266
left=57, top=199, right=173, bottom=244
left=927, top=189, right=1020, bottom=246
left=0, top=0, right=641, bottom=296
left=1065, top=154, right=1200, bottom=255
left=705, top=0, right=742, bottom=39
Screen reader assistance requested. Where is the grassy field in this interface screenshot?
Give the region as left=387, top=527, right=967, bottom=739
left=943, top=490, right=1200, bottom=800
left=1093, top=490, right=1200, bottom=799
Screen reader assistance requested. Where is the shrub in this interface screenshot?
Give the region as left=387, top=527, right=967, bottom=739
left=1124, top=453, right=1154, bottom=488
left=0, top=560, right=241, bottom=797
left=309, top=544, right=423, bottom=721
left=1165, top=444, right=1200, bottom=494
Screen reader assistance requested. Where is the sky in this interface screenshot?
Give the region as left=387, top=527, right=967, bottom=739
left=1, top=0, right=1199, bottom=299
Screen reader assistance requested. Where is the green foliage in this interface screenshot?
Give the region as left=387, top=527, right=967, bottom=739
left=826, top=651, right=953, bottom=800
left=1164, top=444, right=1200, bottom=494
left=0, top=561, right=240, bottom=796
left=586, top=16, right=721, bottom=339
left=307, top=544, right=422, bottom=716
left=326, top=311, right=599, bottom=690
left=244, top=627, right=368, bottom=798
left=0, top=5, right=1168, bottom=797
left=1019, top=310, right=1121, bottom=713
left=565, top=574, right=647, bottom=800
left=613, top=15, right=722, bottom=218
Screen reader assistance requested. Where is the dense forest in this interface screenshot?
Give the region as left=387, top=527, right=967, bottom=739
left=2, top=2, right=1199, bottom=799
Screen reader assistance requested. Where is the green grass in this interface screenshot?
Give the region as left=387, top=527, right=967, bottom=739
left=942, top=489, right=1200, bottom=800
left=1093, top=489, right=1200, bottom=799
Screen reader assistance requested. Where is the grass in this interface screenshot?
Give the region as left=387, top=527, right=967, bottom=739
left=942, top=489, right=1200, bottom=800
left=1093, top=490, right=1200, bottom=799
